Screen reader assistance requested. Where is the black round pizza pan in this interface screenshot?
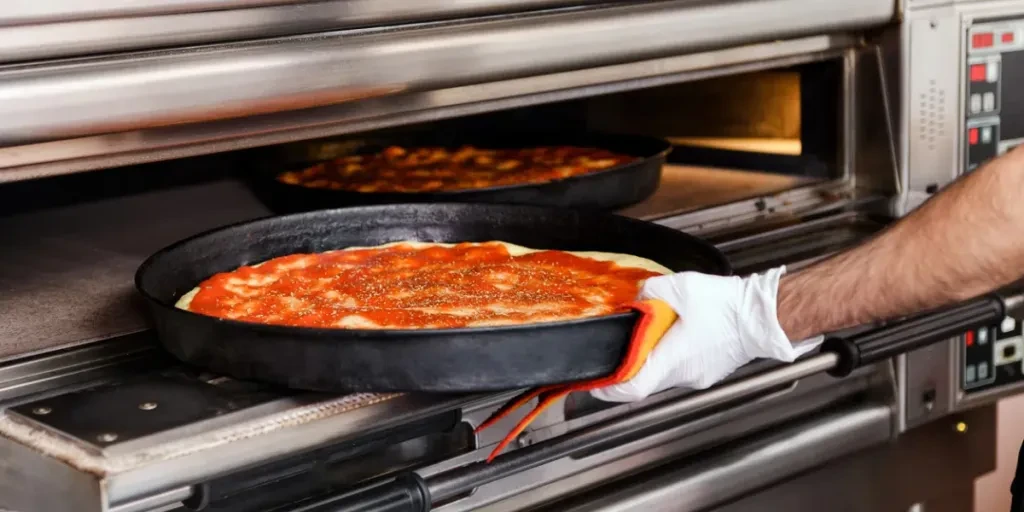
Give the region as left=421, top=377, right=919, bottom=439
left=135, top=203, right=730, bottom=393
left=245, top=132, right=671, bottom=213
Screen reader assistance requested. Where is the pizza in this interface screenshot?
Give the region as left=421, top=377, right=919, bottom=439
left=175, top=241, right=669, bottom=329
left=275, top=145, right=637, bottom=193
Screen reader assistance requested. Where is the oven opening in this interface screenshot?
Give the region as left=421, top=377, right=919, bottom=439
left=241, top=57, right=844, bottom=222
left=590, top=59, right=843, bottom=219
left=0, top=59, right=843, bottom=221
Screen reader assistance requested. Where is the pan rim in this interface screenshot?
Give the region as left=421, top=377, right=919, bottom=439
left=264, top=132, right=672, bottom=197
left=135, top=202, right=730, bottom=337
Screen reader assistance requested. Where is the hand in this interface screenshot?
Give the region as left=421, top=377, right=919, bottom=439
left=590, top=266, right=824, bottom=402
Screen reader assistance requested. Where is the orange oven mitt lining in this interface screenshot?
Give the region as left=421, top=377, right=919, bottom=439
left=475, top=299, right=678, bottom=462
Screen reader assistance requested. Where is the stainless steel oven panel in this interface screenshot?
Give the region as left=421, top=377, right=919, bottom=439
left=0, top=0, right=892, bottom=145
left=0, top=0, right=894, bottom=179
left=708, top=405, right=995, bottom=512
left=0, top=351, right=883, bottom=512
left=0, top=434, right=105, bottom=512
left=901, top=341, right=957, bottom=430
left=0, top=1, right=609, bottom=62
left=477, top=401, right=893, bottom=512
left=901, top=0, right=1024, bottom=213
left=902, top=4, right=962, bottom=212
left=0, top=34, right=857, bottom=184
left=430, top=370, right=889, bottom=512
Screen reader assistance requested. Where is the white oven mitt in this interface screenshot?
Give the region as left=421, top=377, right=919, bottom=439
left=591, top=266, right=824, bottom=402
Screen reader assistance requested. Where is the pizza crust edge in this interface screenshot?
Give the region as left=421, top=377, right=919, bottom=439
left=174, top=241, right=671, bottom=312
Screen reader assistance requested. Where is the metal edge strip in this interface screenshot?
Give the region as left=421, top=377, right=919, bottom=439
left=0, top=1, right=606, bottom=62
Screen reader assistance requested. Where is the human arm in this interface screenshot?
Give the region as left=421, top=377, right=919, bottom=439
left=778, top=144, right=1024, bottom=340
left=593, top=146, right=1024, bottom=402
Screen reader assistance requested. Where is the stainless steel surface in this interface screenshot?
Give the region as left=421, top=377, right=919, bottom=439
left=903, top=7, right=961, bottom=199
left=107, top=486, right=192, bottom=512
left=426, top=353, right=840, bottom=503
left=533, top=403, right=892, bottom=512
left=2, top=0, right=313, bottom=21
left=0, top=180, right=270, bottom=363
left=0, top=1, right=609, bottom=62
left=712, top=406, right=995, bottom=512
left=714, top=211, right=888, bottom=272
left=1005, top=293, right=1024, bottom=315
left=619, top=164, right=817, bottom=221
left=0, top=1, right=596, bottom=25
left=0, top=35, right=856, bottom=183
left=903, top=341, right=955, bottom=429
left=0, top=0, right=892, bottom=146
left=0, top=335, right=161, bottom=404
left=0, top=432, right=103, bottom=512
left=0, top=390, right=479, bottom=506
left=853, top=39, right=902, bottom=195
left=899, top=1, right=1024, bottom=213
left=437, top=364, right=885, bottom=511
left=653, top=179, right=857, bottom=235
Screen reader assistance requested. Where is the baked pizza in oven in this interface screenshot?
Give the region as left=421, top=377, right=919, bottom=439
left=176, top=241, right=669, bottom=329
left=276, top=145, right=637, bottom=193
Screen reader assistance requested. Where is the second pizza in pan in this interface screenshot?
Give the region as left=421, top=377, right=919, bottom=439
left=276, top=145, right=638, bottom=193
left=176, top=241, right=669, bottom=329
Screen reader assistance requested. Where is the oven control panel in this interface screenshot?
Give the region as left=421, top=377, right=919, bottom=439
left=964, top=21, right=1024, bottom=171
left=962, top=316, right=1024, bottom=392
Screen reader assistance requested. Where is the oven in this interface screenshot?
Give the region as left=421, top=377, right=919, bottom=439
left=0, top=1, right=1020, bottom=511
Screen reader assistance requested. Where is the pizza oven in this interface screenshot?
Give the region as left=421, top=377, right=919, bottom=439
left=0, top=2, right=1021, bottom=511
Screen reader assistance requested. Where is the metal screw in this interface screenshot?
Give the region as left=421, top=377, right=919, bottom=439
left=97, top=433, right=118, bottom=443
left=139, top=402, right=158, bottom=411
left=31, top=407, right=51, bottom=416
left=516, top=434, right=532, bottom=448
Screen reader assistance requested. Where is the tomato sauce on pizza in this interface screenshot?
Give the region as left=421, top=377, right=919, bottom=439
left=180, top=242, right=663, bottom=329
left=276, top=145, right=636, bottom=193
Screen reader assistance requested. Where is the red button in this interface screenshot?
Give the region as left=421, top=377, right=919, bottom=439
left=1003, top=32, right=1015, bottom=43
left=974, top=32, right=995, bottom=48
left=971, top=64, right=987, bottom=82
left=966, top=330, right=975, bottom=346
left=969, top=128, right=979, bottom=145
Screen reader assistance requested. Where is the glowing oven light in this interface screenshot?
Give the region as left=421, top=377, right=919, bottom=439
left=966, top=330, right=975, bottom=346
left=969, top=128, right=979, bottom=145
left=973, top=32, right=995, bottom=49
left=970, top=64, right=987, bottom=82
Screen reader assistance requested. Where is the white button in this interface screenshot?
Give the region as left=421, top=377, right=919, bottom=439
left=984, top=92, right=996, bottom=111
left=971, top=94, right=982, bottom=113
left=966, top=365, right=977, bottom=383
left=979, top=328, right=989, bottom=344
left=1003, top=317, right=1016, bottom=333
left=982, top=127, right=993, bottom=143
left=988, top=61, right=1000, bottom=82
left=979, top=361, right=990, bottom=379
